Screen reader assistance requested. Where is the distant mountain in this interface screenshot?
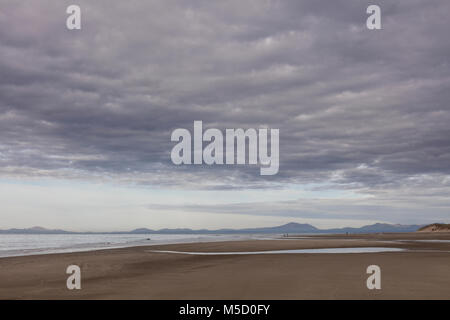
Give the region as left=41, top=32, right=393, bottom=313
left=230, top=222, right=319, bottom=234
left=129, top=223, right=319, bottom=234
left=418, top=223, right=450, bottom=233
left=0, top=222, right=424, bottom=234
left=0, top=226, right=71, bottom=234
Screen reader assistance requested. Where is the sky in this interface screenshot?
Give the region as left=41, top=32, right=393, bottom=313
left=0, top=0, right=449, bottom=231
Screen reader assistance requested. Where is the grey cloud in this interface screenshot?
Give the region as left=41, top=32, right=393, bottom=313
left=0, top=0, right=449, bottom=200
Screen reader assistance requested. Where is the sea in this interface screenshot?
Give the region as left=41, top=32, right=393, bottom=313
left=0, top=233, right=276, bottom=258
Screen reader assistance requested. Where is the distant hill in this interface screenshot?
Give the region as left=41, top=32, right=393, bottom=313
left=0, top=222, right=424, bottom=234
left=325, top=223, right=423, bottom=234
left=0, top=226, right=71, bottom=234
left=130, top=222, right=320, bottom=234
left=417, top=223, right=450, bottom=233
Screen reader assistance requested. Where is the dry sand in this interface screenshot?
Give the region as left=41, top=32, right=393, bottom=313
left=0, top=233, right=449, bottom=299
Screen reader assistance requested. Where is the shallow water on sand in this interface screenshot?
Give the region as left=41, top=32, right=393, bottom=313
left=397, top=240, right=450, bottom=243
left=150, top=247, right=405, bottom=255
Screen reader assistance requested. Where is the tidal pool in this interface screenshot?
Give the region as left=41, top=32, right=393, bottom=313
left=150, top=247, right=404, bottom=255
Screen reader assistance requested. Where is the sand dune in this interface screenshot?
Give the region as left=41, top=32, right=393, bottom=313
left=418, top=223, right=450, bottom=233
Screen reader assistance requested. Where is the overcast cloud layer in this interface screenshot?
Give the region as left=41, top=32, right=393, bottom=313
left=0, top=0, right=449, bottom=228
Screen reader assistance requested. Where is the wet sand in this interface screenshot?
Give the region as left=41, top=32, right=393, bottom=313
left=0, top=233, right=449, bottom=299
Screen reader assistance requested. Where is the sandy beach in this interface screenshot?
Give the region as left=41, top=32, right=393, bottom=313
left=1, top=233, right=449, bottom=300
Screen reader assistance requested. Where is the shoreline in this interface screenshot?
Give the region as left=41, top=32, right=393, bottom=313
left=2, top=231, right=450, bottom=259
left=0, top=233, right=267, bottom=259
left=1, top=233, right=449, bottom=299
